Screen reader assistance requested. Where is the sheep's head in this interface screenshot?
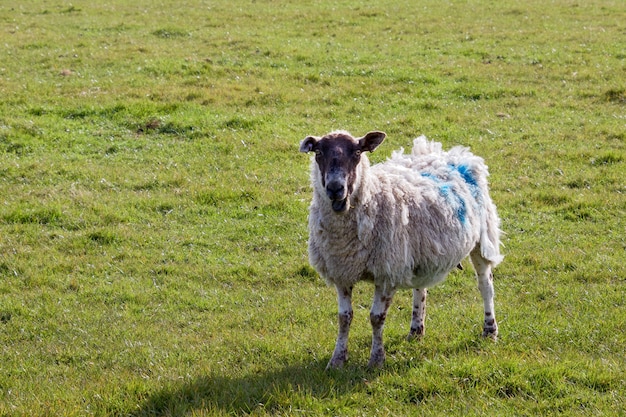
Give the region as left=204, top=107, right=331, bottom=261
left=300, top=131, right=386, bottom=213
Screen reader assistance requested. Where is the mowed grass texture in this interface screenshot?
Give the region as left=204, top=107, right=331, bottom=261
left=0, top=0, right=624, bottom=415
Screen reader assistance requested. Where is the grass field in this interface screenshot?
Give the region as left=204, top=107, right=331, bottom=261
left=1, top=0, right=625, bottom=415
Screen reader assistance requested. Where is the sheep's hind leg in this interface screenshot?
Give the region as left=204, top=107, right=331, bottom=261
left=407, top=288, right=427, bottom=340
left=368, top=285, right=396, bottom=368
left=327, top=285, right=353, bottom=369
left=470, top=249, right=498, bottom=339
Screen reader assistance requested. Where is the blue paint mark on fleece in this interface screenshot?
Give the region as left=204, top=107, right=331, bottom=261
left=440, top=184, right=467, bottom=224
left=420, top=172, right=440, bottom=182
left=455, top=164, right=477, bottom=187
left=449, top=163, right=481, bottom=201
left=421, top=172, right=467, bottom=224
left=454, top=191, right=467, bottom=224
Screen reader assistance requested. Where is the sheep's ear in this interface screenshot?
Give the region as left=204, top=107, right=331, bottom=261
left=359, top=131, right=386, bottom=152
left=299, top=136, right=319, bottom=153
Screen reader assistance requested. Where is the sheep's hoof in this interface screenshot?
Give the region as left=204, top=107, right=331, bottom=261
left=482, top=330, right=498, bottom=341
left=482, top=321, right=498, bottom=340
left=326, top=351, right=348, bottom=370
left=326, top=359, right=345, bottom=370
left=367, top=350, right=385, bottom=368
left=407, top=325, right=425, bottom=341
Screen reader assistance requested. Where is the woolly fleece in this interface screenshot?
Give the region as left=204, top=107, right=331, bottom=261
left=306, top=135, right=503, bottom=291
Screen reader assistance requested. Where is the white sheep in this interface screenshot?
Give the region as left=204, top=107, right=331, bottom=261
left=299, top=130, right=503, bottom=368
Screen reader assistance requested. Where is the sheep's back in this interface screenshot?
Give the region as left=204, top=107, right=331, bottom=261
left=360, top=162, right=482, bottom=289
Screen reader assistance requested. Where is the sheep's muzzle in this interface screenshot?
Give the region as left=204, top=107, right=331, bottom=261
left=326, top=180, right=349, bottom=213
left=331, top=197, right=348, bottom=213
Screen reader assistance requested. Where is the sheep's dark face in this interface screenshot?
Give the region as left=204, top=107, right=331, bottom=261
left=300, top=131, right=386, bottom=213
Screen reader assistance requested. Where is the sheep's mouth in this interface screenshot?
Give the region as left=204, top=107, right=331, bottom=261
left=331, top=198, right=348, bottom=213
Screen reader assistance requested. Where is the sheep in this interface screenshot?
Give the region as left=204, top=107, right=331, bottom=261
left=299, top=130, right=503, bottom=369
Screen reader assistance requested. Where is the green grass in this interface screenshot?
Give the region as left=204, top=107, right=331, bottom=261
left=1, top=0, right=624, bottom=415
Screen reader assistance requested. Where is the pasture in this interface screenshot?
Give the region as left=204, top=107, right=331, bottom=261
left=0, top=0, right=624, bottom=415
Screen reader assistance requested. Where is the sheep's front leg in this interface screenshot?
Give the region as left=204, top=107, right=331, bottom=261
left=470, top=250, right=498, bottom=339
left=327, top=285, right=353, bottom=369
left=368, top=285, right=396, bottom=368
left=407, top=288, right=427, bottom=340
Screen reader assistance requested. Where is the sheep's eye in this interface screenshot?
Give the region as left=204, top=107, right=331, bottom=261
left=314, top=149, right=322, bottom=156
left=354, top=150, right=361, bottom=158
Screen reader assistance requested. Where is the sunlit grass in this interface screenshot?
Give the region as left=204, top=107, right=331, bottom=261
left=0, top=0, right=624, bottom=415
